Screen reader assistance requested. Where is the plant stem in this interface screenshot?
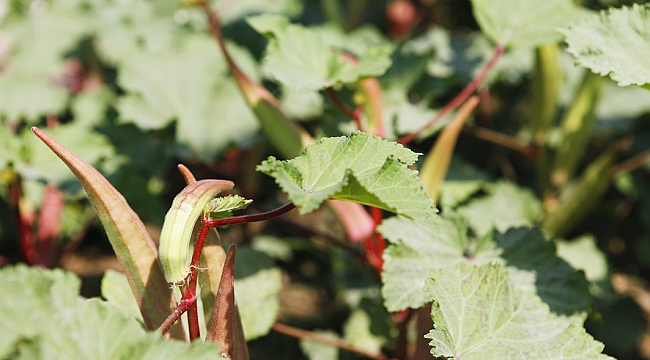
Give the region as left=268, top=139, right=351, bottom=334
left=612, top=149, right=650, bottom=177
left=204, top=202, right=296, bottom=227
left=158, top=291, right=197, bottom=337
left=398, top=44, right=505, bottom=145
left=462, top=125, right=540, bottom=160
left=271, top=322, right=389, bottom=360
left=326, top=87, right=363, bottom=130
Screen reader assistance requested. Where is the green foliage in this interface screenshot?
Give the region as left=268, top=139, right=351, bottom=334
left=424, top=263, right=612, bottom=359
left=247, top=14, right=393, bottom=91
left=380, top=214, right=590, bottom=314
left=0, top=265, right=221, bottom=359
left=204, top=194, right=254, bottom=220
left=471, top=0, right=587, bottom=48
left=562, top=3, right=650, bottom=87
left=258, top=132, right=437, bottom=224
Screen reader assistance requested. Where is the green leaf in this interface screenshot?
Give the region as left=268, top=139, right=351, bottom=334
left=204, top=194, right=253, bottom=221
left=380, top=215, right=466, bottom=311
left=21, top=124, right=115, bottom=184
left=0, top=4, right=90, bottom=122
left=247, top=14, right=393, bottom=91
left=257, top=132, right=437, bottom=225
left=424, top=263, right=613, bottom=359
left=380, top=216, right=591, bottom=314
left=234, top=247, right=283, bottom=340
left=495, top=228, right=592, bottom=316
left=562, top=3, right=650, bottom=87
left=342, top=298, right=390, bottom=354
left=0, top=75, right=68, bottom=124
left=456, top=181, right=543, bottom=237
left=471, top=0, right=586, bottom=48
left=116, top=34, right=259, bottom=160
left=0, top=265, right=221, bottom=360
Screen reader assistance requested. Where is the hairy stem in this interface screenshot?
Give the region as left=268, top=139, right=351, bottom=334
left=398, top=44, right=505, bottom=145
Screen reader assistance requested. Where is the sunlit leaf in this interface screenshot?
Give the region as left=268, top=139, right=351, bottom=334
left=563, top=3, right=650, bottom=87
left=258, top=132, right=437, bottom=225
left=0, top=265, right=221, bottom=359
left=424, top=263, right=612, bottom=359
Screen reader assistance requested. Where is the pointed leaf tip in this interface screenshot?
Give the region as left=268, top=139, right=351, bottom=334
left=31, top=127, right=179, bottom=335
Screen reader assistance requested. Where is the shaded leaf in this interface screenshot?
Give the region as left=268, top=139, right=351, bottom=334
left=424, top=263, right=612, bottom=359
left=381, top=215, right=590, bottom=314
left=556, top=235, right=609, bottom=284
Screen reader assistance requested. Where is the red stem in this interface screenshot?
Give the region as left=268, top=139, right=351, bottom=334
left=272, top=322, right=388, bottom=360
left=326, top=87, right=364, bottom=130
left=204, top=202, right=296, bottom=227
left=398, top=44, right=505, bottom=145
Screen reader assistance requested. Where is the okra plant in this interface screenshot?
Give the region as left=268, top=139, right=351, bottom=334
left=4, top=0, right=650, bottom=359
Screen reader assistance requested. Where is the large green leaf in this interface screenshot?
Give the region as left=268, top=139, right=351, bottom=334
left=257, top=132, right=437, bottom=225
left=0, top=4, right=90, bottom=122
left=380, top=215, right=590, bottom=314
left=247, top=14, right=393, bottom=91
left=562, top=3, right=650, bottom=87
left=471, top=0, right=586, bottom=48
left=116, top=34, right=259, bottom=160
left=0, top=265, right=221, bottom=360
left=424, top=263, right=613, bottom=359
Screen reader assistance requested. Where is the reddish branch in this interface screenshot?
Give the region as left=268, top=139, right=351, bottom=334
left=272, top=322, right=389, bottom=360
left=398, top=44, right=505, bottom=145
